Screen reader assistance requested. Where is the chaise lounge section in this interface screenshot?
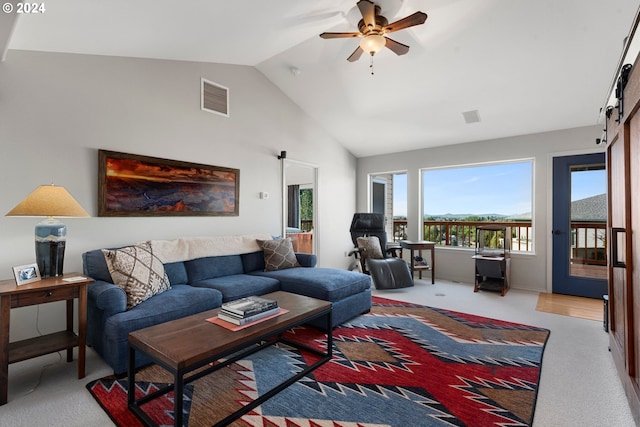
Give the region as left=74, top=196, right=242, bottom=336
left=82, top=234, right=371, bottom=374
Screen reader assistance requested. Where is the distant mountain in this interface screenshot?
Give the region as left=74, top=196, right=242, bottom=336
left=504, top=212, right=532, bottom=221
left=423, top=193, right=606, bottom=222
left=424, top=213, right=510, bottom=220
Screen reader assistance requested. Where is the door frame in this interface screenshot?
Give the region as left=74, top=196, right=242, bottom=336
left=549, top=151, right=607, bottom=298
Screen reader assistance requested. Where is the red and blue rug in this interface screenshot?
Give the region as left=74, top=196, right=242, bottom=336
left=87, top=296, right=550, bottom=426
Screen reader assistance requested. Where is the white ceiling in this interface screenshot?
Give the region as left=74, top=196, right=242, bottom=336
left=5, top=0, right=640, bottom=157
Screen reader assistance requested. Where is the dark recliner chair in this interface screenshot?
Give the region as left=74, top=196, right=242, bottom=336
left=349, top=213, right=414, bottom=290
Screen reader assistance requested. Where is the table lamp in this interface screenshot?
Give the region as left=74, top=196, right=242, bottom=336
left=6, top=184, right=90, bottom=278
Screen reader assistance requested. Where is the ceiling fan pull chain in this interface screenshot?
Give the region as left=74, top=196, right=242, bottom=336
left=370, top=55, right=375, bottom=75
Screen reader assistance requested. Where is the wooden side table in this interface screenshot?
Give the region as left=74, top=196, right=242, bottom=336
left=0, top=273, right=93, bottom=405
left=400, top=240, right=435, bottom=284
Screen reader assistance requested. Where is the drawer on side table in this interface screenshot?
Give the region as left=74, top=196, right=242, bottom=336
left=12, top=286, right=79, bottom=308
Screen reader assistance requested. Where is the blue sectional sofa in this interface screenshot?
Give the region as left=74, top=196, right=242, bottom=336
left=82, top=235, right=372, bottom=375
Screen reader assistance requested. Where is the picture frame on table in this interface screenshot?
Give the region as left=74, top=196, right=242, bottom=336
left=13, top=263, right=41, bottom=286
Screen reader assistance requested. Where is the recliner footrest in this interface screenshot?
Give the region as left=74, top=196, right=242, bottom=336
left=366, top=258, right=414, bottom=289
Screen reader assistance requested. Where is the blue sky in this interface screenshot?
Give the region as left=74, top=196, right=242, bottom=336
left=392, top=162, right=606, bottom=217
left=571, top=168, right=606, bottom=201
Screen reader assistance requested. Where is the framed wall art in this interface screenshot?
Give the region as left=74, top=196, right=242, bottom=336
left=98, top=150, right=239, bottom=217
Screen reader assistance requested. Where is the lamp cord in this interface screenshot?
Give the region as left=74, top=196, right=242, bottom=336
left=16, top=305, right=63, bottom=398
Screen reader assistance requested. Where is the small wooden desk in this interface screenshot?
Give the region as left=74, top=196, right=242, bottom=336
left=0, top=273, right=92, bottom=405
left=400, top=240, right=435, bottom=284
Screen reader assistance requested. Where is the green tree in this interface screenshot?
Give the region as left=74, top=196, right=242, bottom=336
left=300, top=189, right=313, bottom=230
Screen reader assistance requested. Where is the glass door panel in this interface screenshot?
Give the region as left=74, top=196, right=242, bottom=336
left=569, top=166, right=607, bottom=280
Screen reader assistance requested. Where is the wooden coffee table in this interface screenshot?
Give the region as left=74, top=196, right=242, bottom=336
left=127, top=291, right=332, bottom=427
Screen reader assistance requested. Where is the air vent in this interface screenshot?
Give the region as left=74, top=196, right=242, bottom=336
left=201, top=78, right=229, bottom=117
left=462, top=110, right=480, bottom=124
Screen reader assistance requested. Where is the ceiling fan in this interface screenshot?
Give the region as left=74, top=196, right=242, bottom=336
left=319, top=0, right=427, bottom=62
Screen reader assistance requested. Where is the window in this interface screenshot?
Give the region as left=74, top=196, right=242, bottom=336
left=421, top=161, right=533, bottom=251
left=369, top=172, right=408, bottom=242
left=393, top=173, right=408, bottom=240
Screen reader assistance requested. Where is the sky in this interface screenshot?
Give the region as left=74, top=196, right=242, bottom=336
left=391, top=162, right=607, bottom=217
left=571, top=168, right=606, bottom=201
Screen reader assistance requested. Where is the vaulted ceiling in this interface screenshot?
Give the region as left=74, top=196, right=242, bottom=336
left=3, top=0, right=639, bottom=157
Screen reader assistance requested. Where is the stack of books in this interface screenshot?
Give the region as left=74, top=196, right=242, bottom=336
left=218, top=296, right=279, bottom=325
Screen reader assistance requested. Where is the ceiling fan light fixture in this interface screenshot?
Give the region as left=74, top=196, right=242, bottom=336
left=359, top=34, right=386, bottom=55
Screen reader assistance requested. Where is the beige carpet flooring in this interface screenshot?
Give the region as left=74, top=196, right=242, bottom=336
left=0, top=279, right=634, bottom=427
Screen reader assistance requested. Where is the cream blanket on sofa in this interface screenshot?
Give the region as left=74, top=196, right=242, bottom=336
left=150, top=233, right=273, bottom=264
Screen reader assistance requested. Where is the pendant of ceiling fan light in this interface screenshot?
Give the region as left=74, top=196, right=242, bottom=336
left=318, top=1, right=427, bottom=63
left=359, top=34, right=386, bottom=55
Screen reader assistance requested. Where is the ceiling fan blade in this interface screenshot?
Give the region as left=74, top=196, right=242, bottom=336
left=357, top=0, right=376, bottom=29
left=320, top=31, right=361, bottom=39
left=384, top=37, right=410, bottom=56
left=347, top=46, right=365, bottom=62
left=384, top=11, right=428, bottom=33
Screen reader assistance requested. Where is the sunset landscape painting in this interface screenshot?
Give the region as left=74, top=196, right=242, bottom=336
left=98, top=150, right=239, bottom=216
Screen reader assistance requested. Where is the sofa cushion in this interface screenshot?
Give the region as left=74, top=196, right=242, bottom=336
left=253, top=268, right=371, bottom=302
left=85, top=248, right=188, bottom=286
left=103, top=285, right=222, bottom=342
left=83, top=249, right=113, bottom=282
left=102, top=242, right=172, bottom=309
left=191, top=274, right=281, bottom=302
left=242, top=251, right=317, bottom=273
left=164, top=262, right=188, bottom=285
left=242, top=251, right=265, bottom=273
left=184, top=255, right=244, bottom=282
left=257, top=238, right=300, bottom=271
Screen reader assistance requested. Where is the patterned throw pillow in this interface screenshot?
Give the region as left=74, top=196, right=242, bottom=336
left=356, top=236, right=384, bottom=259
left=257, top=238, right=301, bottom=271
left=102, top=241, right=171, bottom=309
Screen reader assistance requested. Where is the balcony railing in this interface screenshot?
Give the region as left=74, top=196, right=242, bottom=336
left=570, top=221, right=607, bottom=265
left=392, top=219, right=606, bottom=265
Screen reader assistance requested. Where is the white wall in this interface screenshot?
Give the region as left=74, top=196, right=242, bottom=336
left=357, top=126, right=605, bottom=293
left=0, top=50, right=357, bottom=341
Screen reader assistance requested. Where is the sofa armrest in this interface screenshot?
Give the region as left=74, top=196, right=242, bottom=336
left=88, top=280, right=127, bottom=317
left=295, top=253, right=317, bottom=267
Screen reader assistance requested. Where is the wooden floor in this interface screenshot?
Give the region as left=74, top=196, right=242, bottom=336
left=536, top=292, right=604, bottom=322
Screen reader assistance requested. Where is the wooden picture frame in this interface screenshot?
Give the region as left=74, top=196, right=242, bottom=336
left=98, top=150, right=239, bottom=217
left=13, top=263, right=41, bottom=286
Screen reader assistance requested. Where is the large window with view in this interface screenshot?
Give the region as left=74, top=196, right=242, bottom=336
left=421, top=161, right=533, bottom=252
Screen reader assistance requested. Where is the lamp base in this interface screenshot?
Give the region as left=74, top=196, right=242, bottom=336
left=36, top=240, right=66, bottom=278
left=35, top=218, right=67, bottom=278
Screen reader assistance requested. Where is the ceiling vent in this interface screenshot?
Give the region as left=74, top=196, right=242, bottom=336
left=462, top=110, right=480, bottom=124
left=201, top=78, right=229, bottom=117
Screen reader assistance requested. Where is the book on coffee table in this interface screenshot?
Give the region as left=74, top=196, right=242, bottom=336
left=221, top=296, right=278, bottom=317
left=208, top=308, right=290, bottom=331
left=217, top=306, right=281, bottom=325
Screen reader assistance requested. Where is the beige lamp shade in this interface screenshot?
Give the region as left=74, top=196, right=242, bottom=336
left=6, top=185, right=90, bottom=218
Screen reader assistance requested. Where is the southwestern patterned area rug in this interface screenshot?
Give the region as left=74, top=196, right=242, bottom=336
left=86, top=296, right=550, bottom=426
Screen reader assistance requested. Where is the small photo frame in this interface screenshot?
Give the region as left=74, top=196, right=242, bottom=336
left=13, top=263, right=41, bottom=286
